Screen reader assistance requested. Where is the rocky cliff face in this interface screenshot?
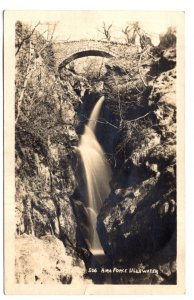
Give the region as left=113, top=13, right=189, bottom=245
left=15, top=21, right=90, bottom=282
left=15, top=22, right=177, bottom=284
left=15, top=234, right=88, bottom=284
left=97, top=47, right=177, bottom=284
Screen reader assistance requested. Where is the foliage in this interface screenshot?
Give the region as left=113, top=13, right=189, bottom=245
left=159, top=27, right=176, bottom=49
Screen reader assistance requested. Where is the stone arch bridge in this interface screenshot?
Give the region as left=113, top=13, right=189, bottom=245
left=54, top=39, right=132, bottom=74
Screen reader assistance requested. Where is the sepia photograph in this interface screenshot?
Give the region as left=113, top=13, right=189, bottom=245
left=4, top=10, right=184, bottom=294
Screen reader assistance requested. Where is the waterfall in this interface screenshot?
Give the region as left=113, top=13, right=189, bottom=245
left=77, top=96, right=112, bottom=253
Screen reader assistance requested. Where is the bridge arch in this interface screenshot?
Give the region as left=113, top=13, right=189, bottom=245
left=58, top=49, right=114, bottom=74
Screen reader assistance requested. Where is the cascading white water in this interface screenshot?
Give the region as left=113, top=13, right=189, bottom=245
left=78, top=96, right=112, bottom=253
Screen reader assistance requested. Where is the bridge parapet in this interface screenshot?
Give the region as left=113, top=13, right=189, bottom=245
left=55, top=40, right=129, bottom=61
left=54, top=39, right=137, bottom=74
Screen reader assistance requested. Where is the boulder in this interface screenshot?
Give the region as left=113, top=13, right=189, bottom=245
left=15, top=235, right=87, bottom=284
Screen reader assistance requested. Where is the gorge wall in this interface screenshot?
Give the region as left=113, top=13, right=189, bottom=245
left=15, top=21, right=177, bottom=284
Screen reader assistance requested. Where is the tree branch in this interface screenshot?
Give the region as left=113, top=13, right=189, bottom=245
left=127, top=111, right=151, bottom=123
left=37, top=23, right=57, bottom=55
left=97, top=118, right=119, bottom=129
left=15, top=22, right=40, bottom=56
left=138, top=49, right=148, bottom=87
left=15, top=22, right=57, bottom=124
left=83, top=115, right=119, bottom=129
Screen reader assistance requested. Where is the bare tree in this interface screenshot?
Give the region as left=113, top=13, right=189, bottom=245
left=15, top=21, right=40, bottom=56
left=15, top=22, right=57, bottom=124
left=122, top=25, right=136, bottom=44
left=98, top=22, right=112, bottom=41
left=122, top=22, right=139, bottom=45
left=122, top=22, right=152, bottom=49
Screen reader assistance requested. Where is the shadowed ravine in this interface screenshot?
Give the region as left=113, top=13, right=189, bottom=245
left=77, top=96, right=112, bottom=253
left=14, top=19, right=177, bottom=284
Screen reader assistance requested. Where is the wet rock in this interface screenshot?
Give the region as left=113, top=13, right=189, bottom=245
left=98, top=169, right=175, bottom=253
left=97, top=45, right=176, bottom=284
